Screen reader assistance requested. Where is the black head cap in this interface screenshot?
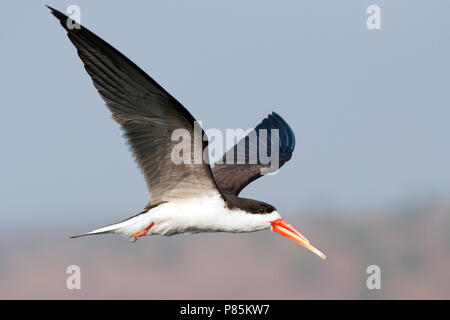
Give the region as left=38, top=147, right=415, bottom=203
left=222, top=194, right=276, bottom=214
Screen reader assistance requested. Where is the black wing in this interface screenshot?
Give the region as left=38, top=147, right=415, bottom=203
left=212, top=112, right=295, bottom=195
left=48, top=6, right=220, bottom=207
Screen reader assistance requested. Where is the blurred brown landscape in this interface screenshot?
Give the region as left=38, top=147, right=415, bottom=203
left=0, top=204, right=449, bottom=299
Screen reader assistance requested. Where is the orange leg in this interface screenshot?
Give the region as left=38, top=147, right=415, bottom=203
left=130, top=222, right=154, bottom=243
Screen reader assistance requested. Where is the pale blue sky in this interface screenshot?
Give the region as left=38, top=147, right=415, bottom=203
left=1, top=1, right=450, bottom=228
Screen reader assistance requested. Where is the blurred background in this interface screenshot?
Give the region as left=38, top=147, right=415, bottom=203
left=0, top=0, right=449, bottom=299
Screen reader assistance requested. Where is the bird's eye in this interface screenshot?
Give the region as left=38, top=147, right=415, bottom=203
left=258, top=205, right=266, bottom=213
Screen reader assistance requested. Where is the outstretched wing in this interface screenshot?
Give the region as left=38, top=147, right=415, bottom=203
left=212, top=112, right=295, bottom=196
left=48, top=6, right=219, bottom=207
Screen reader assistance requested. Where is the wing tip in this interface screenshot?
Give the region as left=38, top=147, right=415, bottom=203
left=46, top=5, right=73, bottom=31
left=271, top=112, right=295, bottom=152
left=255, top=112, right=296, bottom=154
left=46, top=4, right=61, bottom=17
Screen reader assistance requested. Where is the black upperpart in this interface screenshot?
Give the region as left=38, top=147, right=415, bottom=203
left=222, top=194, right=276, bottom=214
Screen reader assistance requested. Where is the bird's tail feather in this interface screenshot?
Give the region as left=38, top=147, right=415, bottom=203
left=70, top=211, right=150, bottom=238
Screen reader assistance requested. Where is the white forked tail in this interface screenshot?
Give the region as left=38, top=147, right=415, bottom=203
left=70, top=211, right=152, bottom=238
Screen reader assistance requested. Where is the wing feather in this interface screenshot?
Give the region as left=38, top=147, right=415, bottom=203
left=48, top=6, right=219, bottom=207
left=212, top=112, right=295, bottom=195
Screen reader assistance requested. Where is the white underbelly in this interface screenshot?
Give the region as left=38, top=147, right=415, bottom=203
left=113, top=195, right=279, bottom=237
left=85, top=194, right=280, bottom=238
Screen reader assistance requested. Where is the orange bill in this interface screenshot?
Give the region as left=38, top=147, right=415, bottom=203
left=271, top=218, right=326, bottom=260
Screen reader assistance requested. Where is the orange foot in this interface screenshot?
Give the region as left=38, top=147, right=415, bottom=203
left=129, top=222, right=155, bottom=243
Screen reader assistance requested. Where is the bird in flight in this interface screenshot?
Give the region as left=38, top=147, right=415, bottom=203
left=48, top=6, right=326, bottom=259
